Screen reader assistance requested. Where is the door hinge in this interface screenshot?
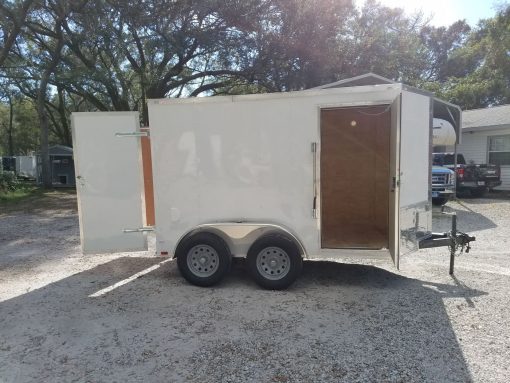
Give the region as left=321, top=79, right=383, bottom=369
left=123, top=226, right=155, bottom=233
left=115, top=131, right=149, bottom=138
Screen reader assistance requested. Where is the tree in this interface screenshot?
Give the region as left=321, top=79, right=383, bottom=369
left=242, top=0, right=356, bottom=91
left=22, top=1, right=68, bottom=187
left=0, top=88, right=14, bottom=156
left=1, top=0, right=508, bottom=164
left=423, top=5, right=510, bottom=109
left=0, top=95, right=39, bottom=156
left=419, top=20, right=471, bottom=82
left=0, top=0, right=34, bottom=66
left=54, top=0, right=274, bottom=124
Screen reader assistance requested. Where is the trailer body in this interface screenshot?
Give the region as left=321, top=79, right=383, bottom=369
left=71, top=78, right=464, bottom=287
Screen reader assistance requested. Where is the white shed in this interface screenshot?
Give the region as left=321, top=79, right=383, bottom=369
left=458, top=104, right=510, bottom=190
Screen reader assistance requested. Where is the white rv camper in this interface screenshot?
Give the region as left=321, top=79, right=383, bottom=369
left=71, top=74, right=473, bottom=289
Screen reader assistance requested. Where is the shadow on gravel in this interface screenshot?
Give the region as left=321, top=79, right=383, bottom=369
left=0, top=212, right=79, bottom=270
left=0, top=257, right=487, bottom=382
left=433, top=203, right=497, bottom=232
left=456, top=195, right=510, bottom=204
left=458, top=190, right=510, bottom=201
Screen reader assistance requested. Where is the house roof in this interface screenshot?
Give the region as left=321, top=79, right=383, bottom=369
left=463, top=104, right=510, bottom=131
left=36, top=145, right=73, bottom=156
left=50, top=145, right=73, bottom=156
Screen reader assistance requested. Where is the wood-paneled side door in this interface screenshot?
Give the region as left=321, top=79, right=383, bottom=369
left=320, top=105, right=391, bottom=249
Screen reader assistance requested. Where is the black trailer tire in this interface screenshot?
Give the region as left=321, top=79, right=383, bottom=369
left=176, top=232, right=231, bottom=287
left=247, top=234, right=302, bottom=290
left=432, top=197, right=448, bottom=206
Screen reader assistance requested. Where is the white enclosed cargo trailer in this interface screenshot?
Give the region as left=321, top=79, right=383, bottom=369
left=71, top=75, right=472, bottom=289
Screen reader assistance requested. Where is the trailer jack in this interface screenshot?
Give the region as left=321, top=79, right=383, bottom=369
left=418, top=213, right=476, bottom=275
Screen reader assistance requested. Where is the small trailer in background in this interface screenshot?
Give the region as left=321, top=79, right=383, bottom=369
left=71, top=74, right=474, bottom=289
left=15, top=156, right=37, bottom=179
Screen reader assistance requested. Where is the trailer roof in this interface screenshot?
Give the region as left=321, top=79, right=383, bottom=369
left=313, top=73, right=395, bottom=89
left=148, top=82, right=403, bottom=105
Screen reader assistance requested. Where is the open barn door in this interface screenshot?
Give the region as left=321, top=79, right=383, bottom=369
left=71, top=112, right=148, bottom=254
left=398, top=91, right=432, bottom=256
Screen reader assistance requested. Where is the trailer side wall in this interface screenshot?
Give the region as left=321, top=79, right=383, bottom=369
left=149, top=86, right=401, bottom=257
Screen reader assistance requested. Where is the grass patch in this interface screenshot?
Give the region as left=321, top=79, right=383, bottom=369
left=0, top=184, right=76, bottom=214
left=0, top=185, right=42, bottom=204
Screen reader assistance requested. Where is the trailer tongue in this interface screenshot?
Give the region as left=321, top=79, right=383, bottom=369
left=419, top=213, right=476, bottom=274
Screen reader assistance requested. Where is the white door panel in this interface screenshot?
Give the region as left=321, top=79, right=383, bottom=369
left=71, top=112, right=147, bottom=254
left=399, top=91, right=432, bottom=255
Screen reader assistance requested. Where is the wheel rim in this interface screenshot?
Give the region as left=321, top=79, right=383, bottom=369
left=256, top=246, right=290, bottom=280
left=186, top=245, right=220, bottom=277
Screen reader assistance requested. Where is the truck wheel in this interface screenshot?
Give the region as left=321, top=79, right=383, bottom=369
left=470, top=188, right=486, bottom=198
left=176, top=232, right=231, bottom=287
left=247, top=234, right=302, bottom=290
left=432, top=197, right=447, bottom=206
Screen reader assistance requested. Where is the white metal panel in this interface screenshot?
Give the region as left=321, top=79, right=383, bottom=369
left=498, top=166, right=510, bottom=190
left=456, top=131, right=488, bottom=164
left=71, top=112, right=147, bottom=254
left=399, top=91, right=432, bottom=255
left=148, top=85, right=402, bottom=257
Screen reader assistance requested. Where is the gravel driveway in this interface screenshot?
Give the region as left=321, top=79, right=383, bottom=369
left=0, top=192, right=509, bottom=382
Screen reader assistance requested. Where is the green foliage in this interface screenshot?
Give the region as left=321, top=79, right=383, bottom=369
left=430, top=5, right=510, bottom=108
left=0, top=171, right=21, bottom=192
left=0, top=0, right=509, bottom=138
left=0, top=96, right=39, bottom=156
left=0, top=183, right=42, bottom=207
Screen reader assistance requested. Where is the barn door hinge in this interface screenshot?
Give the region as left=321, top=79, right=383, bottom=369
left=115, top=131, right=149, bottom=138
left=123, top=226, right=155, bottom=233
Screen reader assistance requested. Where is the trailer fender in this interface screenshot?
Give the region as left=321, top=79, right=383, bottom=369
left=173, top=223, right=307, bottom=259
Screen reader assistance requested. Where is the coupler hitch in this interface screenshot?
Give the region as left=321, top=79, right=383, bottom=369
left=418, top=213, right=476, bottom=275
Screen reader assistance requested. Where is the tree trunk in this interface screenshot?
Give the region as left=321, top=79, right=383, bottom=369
left=57, top=86, right=72, bottom=146
left=141, top=80, right=149, bottom=127
left=34, top=16, right=65, bottom=188
left=7, top=94, right=14, bottom=156
left=37, top=87, right=52, bottom=188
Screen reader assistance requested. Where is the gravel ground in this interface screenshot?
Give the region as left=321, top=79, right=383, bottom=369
left=0, top=192, right=509, bottom=382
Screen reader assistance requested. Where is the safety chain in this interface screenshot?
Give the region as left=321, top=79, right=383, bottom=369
left=448, top=231, right=472, bottom=256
